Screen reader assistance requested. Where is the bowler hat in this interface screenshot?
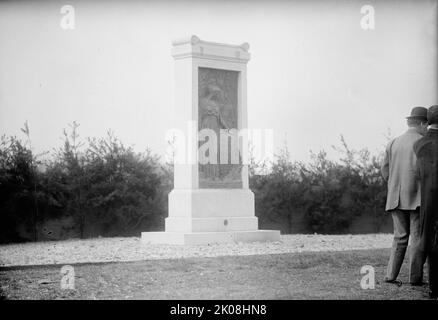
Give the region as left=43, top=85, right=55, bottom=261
left=407, top=106, right=428, bottom=121
left=427, top=105, right=438, bottom=125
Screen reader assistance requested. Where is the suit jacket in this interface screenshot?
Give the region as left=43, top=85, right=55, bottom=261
left=414, top=129, right=438, bottom=253
left=381, top=128, right=423, bottom=211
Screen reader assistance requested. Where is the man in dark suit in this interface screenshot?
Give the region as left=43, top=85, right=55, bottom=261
left=414, top=105, right=438, bottom=299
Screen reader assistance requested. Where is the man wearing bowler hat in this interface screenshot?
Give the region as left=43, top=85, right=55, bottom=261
left=414, top=105, right=438, bottom=298
left=381, top=106, right=428, bottom=286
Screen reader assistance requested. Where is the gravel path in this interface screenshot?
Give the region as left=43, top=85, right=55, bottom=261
left=0, top=234, right=393, bottom=267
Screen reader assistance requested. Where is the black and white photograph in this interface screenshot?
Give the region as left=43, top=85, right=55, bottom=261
left=0, top=0, right=437, bottom=308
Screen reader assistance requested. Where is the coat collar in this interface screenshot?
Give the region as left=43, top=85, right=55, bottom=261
left=426, top=129, right=438, bottom=138
left=406, top=127, right=420, bottom=134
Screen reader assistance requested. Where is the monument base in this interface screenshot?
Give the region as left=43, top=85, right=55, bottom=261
left=141, top=230, right=280, bottom=245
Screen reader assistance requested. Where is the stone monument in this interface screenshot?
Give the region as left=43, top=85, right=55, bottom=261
left=141, top=35, right=280, bottom=245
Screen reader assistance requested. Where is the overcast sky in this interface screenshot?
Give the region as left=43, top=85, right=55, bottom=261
left=0, top=0, right=437, bottom=162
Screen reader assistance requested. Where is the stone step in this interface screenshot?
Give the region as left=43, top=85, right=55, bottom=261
left=165, top=216, right=259, bottom=232
left=141, top=230, right=281, bottom=245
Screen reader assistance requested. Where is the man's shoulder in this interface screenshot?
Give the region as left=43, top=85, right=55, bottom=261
left=414, top=135, right=436, bottom=155
left=392, top=130, right=422, bottom=148
left=391, top=130, right=419, bottom=147
left=385, top=137, right=397, bottom=151
left=400, top=129, right=422, bottom=139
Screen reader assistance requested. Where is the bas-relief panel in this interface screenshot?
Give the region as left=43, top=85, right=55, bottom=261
left=198, top=67, right=242, bottom=188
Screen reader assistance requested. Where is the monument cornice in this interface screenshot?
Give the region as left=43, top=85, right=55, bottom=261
left=171, top=35, right=251, bottom=63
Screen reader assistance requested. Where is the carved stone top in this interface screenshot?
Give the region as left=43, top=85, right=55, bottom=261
left=171, top=35, right=251, bottom=63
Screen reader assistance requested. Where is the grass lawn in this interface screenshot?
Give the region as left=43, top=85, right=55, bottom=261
left=0, top=248, right=431, bottom=300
